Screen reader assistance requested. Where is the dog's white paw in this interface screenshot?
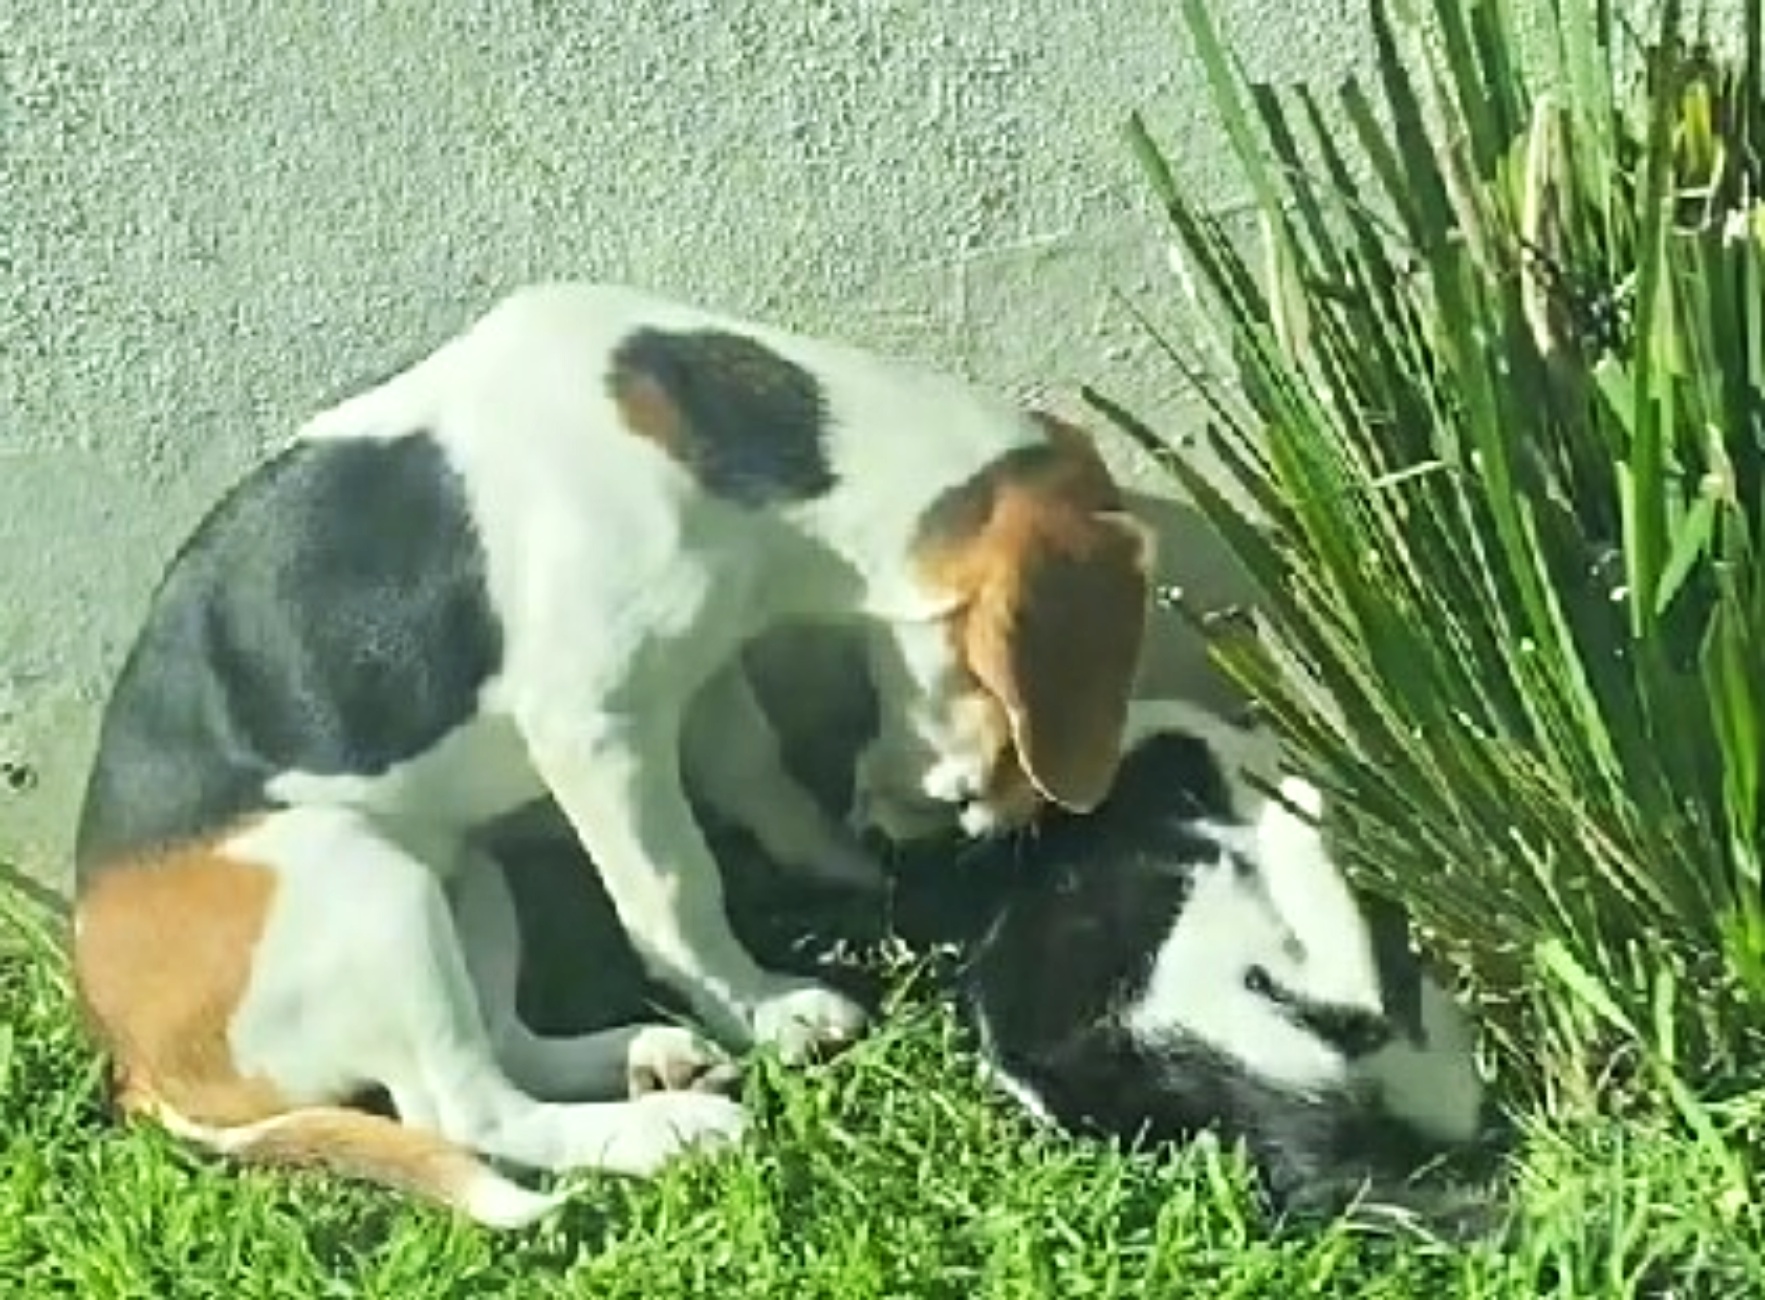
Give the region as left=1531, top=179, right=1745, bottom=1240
left=625, top=1024, right=741, bottom=1097
left=751, top=982, right=869, bottom=1064
left=599, top=1092, right=749, bottom=1178
left=462, top=1171, right=569, bottom=1231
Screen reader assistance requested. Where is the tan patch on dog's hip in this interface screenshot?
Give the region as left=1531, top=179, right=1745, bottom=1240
left=74, top=833, right=289, bottom=1126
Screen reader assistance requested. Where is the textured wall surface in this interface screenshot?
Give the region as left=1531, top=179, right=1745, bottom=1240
left=0, top=0, right=1383, bottom=886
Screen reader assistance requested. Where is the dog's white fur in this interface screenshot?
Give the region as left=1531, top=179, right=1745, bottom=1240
left=72, top=281, right=1151, bottom=1226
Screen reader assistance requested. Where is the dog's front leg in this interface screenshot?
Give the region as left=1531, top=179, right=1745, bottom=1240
left=683, top=662, right=884, bottom=892
left=523, top=710, right=869, bottom=1062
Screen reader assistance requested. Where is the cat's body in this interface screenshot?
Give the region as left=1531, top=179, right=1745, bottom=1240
left=962, top=703, right=1488, bottom=1217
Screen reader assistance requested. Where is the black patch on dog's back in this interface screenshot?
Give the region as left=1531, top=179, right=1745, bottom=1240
left=75, top=432, right=503, bottom=876
left=606, top=327, right=835, bottom=506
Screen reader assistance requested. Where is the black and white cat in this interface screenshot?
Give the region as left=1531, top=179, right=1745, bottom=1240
left=961, top=702, right=1490, bottom=1219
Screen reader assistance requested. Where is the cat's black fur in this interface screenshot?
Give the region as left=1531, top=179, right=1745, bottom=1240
left=958, top=727, right=1492, bottom=1221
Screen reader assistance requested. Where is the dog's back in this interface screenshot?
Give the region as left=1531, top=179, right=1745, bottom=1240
left=74, top=432, right=505, bottom=879
left=68, top=280, right=1153, bottom=1227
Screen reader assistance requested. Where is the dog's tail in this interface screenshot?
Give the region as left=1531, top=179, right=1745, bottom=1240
left=147, top=1098, right=563, bottom=1230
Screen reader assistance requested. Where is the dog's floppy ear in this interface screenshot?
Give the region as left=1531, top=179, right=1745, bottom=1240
left=964, top=507, right=1152, bottom=811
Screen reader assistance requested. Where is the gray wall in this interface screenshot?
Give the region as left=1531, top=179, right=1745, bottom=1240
left=0, top=1, right=1380, bottom=889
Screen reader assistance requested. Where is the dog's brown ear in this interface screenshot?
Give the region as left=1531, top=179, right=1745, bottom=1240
left=964, top=508, right=1152, bottom=811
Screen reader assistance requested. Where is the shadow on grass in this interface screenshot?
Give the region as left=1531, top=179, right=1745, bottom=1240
left=491, top=794, right=1012, bottom=1039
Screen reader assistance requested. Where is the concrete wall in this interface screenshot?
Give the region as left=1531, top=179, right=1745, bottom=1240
left=0, top=0, right=1384, bottom=888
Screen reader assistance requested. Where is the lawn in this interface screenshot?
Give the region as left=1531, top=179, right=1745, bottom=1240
left=3, top=871, right=1762, bottom=1300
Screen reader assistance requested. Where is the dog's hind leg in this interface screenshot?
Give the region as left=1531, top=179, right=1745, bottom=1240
left=448, top=856, right=740, bottom=1102
left=73, top=820, right=548, bottom=1228
left=224, top=808, right=748, bottom=1180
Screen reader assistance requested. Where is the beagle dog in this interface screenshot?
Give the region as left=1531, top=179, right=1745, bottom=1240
left=71, top=282, right=1153, bottom=1226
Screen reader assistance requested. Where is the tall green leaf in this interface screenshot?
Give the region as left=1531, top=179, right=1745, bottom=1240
left=1103, top=0, right=1765, bottom=1088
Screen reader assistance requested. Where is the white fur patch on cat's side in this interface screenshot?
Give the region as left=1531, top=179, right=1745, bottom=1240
left=1120, top=775, right=1393, bottom=1097
left=1121, top=846, right=1354, bottom=1096
left=1251, top=778, right=1385, bottom=1014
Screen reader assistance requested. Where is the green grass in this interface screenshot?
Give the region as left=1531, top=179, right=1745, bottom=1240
left=4, top=897, right=1763, bottom=1299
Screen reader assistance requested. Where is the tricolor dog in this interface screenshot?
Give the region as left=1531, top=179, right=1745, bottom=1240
left=963, top=702, right=1489, bottom=1220
left=71, top=282, right=1153, bottom=1226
